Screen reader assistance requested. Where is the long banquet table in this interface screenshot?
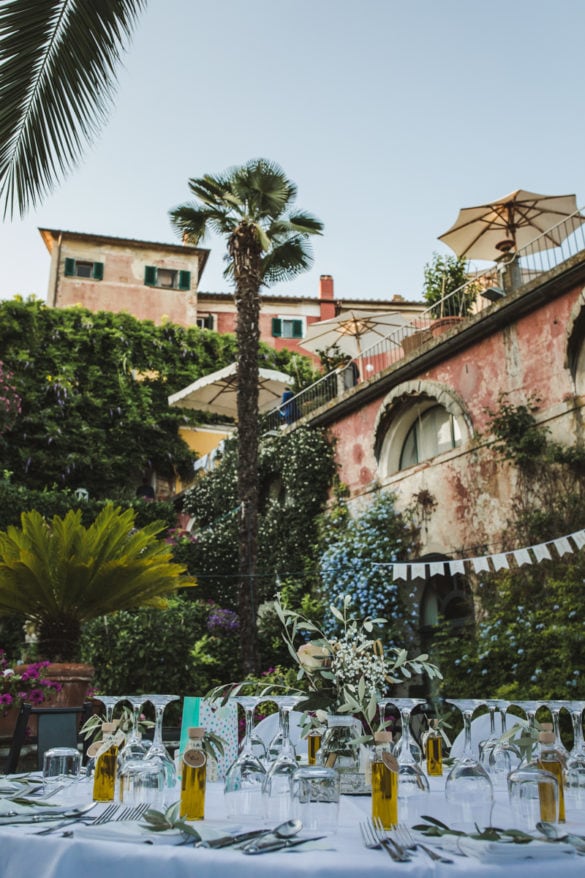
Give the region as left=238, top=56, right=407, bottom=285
left=0, top=777, right=583, bottom=878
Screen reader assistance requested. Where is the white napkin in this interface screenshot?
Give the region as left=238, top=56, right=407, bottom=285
left=71, top=821, right=188, bottom=846
left=457, top=837, right=576, bottom=862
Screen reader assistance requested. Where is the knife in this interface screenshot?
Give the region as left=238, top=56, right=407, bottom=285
left=199, top=829, right=269, bottom=848
left=0, top=803, right=96, bottom=825
left=242, top=835, right=326, bottom=854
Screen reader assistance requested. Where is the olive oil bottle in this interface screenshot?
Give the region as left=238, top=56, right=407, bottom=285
left=180, top=727, right=207, bottom=820
left=92, top=722, right=121, bottom=803
left=307, top=730, right=322, bottom=765
left=370, top=731, right=398, bottom=829
left=425, top=719, right=443, bottom=777
left=537, top=723, right=565, bottom=822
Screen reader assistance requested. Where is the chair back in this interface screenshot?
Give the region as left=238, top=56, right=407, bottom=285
left=5, top=703, right=91, bottom=773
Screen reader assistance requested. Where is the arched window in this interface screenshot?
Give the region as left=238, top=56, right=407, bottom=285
left=399, top=405, right=462, bottom=469
left=375, top=382, right=470, bottom=478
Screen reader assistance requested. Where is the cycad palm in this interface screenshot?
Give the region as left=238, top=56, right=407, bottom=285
left=170, top=159, right=323, bottom=673
left=0, top=504, right=196, bottom=661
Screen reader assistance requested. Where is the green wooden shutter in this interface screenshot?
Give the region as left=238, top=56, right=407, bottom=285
left=144, top=265, right=157, bottom=286
left=292, top=319, right=303, bottom=339
left=272, top=318, right=282, bottom=337
left=204, top=314, right=214, bottom=330
left=64, top=258, right=75, bottom=277
left=178, top=270, right=191, bottom=290
left=92, top=262, right=104, bottom=281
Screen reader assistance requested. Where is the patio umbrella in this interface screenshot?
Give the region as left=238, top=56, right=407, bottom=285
left=300, top=309, right=413, bottom=359
left=438, top=189, right=585, bottom=261
left=168, top=363, right=293, bottom=419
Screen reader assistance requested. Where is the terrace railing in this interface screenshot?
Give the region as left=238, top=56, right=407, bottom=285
left=263, top=210, right=585, bottom=432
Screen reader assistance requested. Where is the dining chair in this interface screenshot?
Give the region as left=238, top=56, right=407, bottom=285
left=4, top=702, right=92, bottom=773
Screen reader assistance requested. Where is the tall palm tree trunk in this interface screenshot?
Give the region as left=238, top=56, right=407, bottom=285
left=230, top=223, right=262, bottom=675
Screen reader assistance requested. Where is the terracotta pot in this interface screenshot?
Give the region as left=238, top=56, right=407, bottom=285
left=430, top=316, right=464, bottom=337
left=44, top=663, right=95, bottom=707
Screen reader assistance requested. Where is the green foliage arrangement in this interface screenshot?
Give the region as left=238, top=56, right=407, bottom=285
left=423, top=252, right=479, bottom=317
left=0, top=504, right=196, bottom=662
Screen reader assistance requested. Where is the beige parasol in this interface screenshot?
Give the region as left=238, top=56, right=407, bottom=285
left=438, top=189, right=585, bottom=261
left=168, top=363, right=293, bottom=419
left=300, top=309, right=413, bottom=359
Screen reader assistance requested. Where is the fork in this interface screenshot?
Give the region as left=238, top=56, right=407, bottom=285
left=93, top=803, right=121, bottom=825
left=392, top=824, right=454, bottom=864
left=360, top=821, right=410, bottom=862
left=371, top=817, right=413, bottom=860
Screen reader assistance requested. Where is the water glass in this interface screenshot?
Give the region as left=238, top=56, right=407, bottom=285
left=291, top=765, right=340, bottom=835
left=42, top=747, right=81, bottom=790
left=119, top=757, right=165, bottom=808
left=508, top=765, right=559, bottom=830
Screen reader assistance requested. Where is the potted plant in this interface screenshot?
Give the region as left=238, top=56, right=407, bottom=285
left=0, top=504, right=196, bottom=705
left=0, top=650, right=62, bottom=739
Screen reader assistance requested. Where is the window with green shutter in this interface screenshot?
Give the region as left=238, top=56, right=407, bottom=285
left=64, top=258, right=104, bottom=280
left=144, top=265, right=157, bottom=286
left=272, top=318, right=282, bottom=337
left=275, top=317, right=305, bottom=339
left=178, top=270, right=191, bottom=290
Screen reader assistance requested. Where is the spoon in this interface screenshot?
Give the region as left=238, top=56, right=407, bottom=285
left=199, top=818, right=303, bottom=849
left=241, top=819, right=303, bottom=851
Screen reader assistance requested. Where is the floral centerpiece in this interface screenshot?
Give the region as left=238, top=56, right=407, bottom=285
left=0, top=649, right=62, bottom=716
left=275, top=592, right=442, bottom=740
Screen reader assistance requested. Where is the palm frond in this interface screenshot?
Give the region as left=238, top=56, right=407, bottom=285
left=0, top=0, right=146, bottom=218
left=261, top=236, right=314, bottom=284
left=270, top=212, right=324, bottom=237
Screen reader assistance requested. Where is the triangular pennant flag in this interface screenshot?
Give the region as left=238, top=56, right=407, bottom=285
left=410, top=563, right=426, bottom=579
left=392, top=563, right=408, bottom=581
left=491, top=553, right=510, bottom=571
left=532, top=543, right=552, bottom=562
left=448, top=559, right=466, bottom=575
left=429, top=561, right=446, bottom=577
left=553, top=536, right=573, bottom=557
left=513, top=548, right=532, bottom=566
left=571, top=530, right=585, bottom=549
left=472, top=556, right=491, bottom=573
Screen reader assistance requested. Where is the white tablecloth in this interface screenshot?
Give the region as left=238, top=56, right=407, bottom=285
left=0, top=778, right=583, bottom=878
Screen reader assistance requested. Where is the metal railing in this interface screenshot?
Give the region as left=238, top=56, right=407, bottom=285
left=263, top=210, right=585, bottom=432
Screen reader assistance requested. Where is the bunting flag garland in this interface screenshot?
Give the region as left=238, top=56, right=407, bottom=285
left=374, top=528, right=585, bottom=581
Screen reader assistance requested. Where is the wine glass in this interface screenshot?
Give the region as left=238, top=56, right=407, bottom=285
left=389, top=698, right=425, bottom=765
left=445, top=699, right=493, bottom=829
left=266, top=694, right=305, bottom=762
left=513, top=700, right=545, bottom=765
left=478, top=700, right=501, bottom=768
left=545, top=700, right=571, bottom=761
left=117, top=695, right=149, bottom=766
left=262, top=699, right=300, bottom=822
left=224, top=694, right=267, bottom=821
left=92, top=694, right=123, bottom=723
left=142, top=694, right=180, bottom=790
left=565, top=701, right=585, bottom=811
left=488, top=701, right=521, bottom=781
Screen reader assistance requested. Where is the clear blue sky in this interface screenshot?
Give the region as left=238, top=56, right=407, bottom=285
left=2, top=0, right=585, bottom=305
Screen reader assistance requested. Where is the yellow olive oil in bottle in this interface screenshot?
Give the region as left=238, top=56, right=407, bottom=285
left=308, top=730, right=322, bottom=765
left=425, top=719, right=443, bottom=776
left=537, top=724, right=565, bottom=822
left=92, top=722, right=120, bottom=803
left=371, top=731, right=398, bottom=829
left=180, top=727, right=207, bottom=820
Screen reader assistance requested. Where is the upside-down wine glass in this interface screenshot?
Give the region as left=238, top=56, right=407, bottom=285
left=445, top=699, right=493, bottom=829
left=565, top=701, right=585, bottom=810
left=266, top=694, right=305, bottom=763
left=117, top=695, right=149, bottom=766
left=514, top=700, right=545, bottom=765
left=92, top=695, right=123, bottom=724
left=142, top=694, right=181, bottom=790
left=488, top=701, right=521, bottom=781
left=224, top=694, right=267, bottom=821
left=390, top=698, right=425, bottom=766
left=546, top=700, right=571, bottom=761
left=262, top=696, right=304, bottom=822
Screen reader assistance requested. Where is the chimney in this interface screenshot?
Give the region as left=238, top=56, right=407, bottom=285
left=319, top=274, right=334, bottom=299
left=319, top=274, right=336, bottom=321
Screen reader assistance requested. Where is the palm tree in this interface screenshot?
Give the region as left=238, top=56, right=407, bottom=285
left=0, top=0, right=146, bottom=218
left=169, top=159, right=323, bottom=673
